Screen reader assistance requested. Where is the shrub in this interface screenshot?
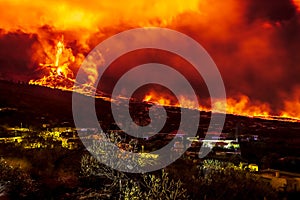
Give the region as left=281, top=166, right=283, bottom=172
left=0, top=157, right=37, bottom=198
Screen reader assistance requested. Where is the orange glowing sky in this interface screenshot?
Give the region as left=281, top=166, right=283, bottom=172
left=0, top=0, right=300, bottom=119
left=0, top=0, right=202, bottom=30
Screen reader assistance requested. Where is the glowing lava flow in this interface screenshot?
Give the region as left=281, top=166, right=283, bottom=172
left=142, top=92, right=300, bottom=122
left=28, top=37, right=300, bottom=122
left=28, top=36, right=105, bottom=98
left=29, top=36, right=75, bottom=90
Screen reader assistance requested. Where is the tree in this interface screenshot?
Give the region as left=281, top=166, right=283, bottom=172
left=122, top=170, right=188, bottom=200
left=80, top=134, right=157, bottom=198
left=80, top=134, right=187, bottom=199
left=0, top=157, right=37, bottom=198
left=195, top=159, right=278, bottom=200
left=140, top=170, right=188, bottom=200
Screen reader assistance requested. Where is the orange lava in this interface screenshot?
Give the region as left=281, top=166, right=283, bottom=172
left=143, top=92, right=300, bottom=122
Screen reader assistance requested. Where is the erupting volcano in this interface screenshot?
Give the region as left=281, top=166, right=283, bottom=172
left=1, top=1, right=300, bottom=199
left=29, top=36, right=75, bottom=90
left=0, top=0, right=299, bottom=121
left=28, top=35, right=104, bottom=97
left=25, top=34, right=300, bottom=122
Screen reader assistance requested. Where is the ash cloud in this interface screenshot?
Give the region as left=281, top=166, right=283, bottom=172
left=245, top=0, right=297, bottom=22
left=0, top=30, right=40, bottom=81
left=170, top=0, right=300, bottom=113
left=0, top=26, right=89, bottom=81
left=0, top=0, right=300, bottom=115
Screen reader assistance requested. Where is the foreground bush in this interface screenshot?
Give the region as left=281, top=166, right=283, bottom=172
left=194, top=160, right=278, bottom=200
left=0, top=157, right=37, bottom=198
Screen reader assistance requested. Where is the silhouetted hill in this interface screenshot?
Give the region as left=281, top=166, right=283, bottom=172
left=0, top=80, right=78, bottom=127
left=0, top=80, right=299, bottom=133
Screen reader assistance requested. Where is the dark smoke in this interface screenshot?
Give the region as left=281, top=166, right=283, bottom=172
left=0, top=0, right=299, bottom=115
